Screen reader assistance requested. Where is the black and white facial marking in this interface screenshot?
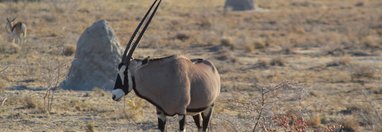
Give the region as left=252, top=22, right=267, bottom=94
left=118, top=65, right=127, bottom=85
left=112, top=64, right=133, bottom=101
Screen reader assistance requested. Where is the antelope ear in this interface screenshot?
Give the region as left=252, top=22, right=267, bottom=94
left=142, top=56, right=150, bottom=65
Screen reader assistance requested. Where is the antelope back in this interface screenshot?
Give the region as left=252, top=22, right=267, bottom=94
left=12, top=22, right=27, bottom=36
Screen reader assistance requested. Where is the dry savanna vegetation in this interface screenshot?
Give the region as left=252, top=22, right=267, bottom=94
left=0, top=0, right=381, bottom=131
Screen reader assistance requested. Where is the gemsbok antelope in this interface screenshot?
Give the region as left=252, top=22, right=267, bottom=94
left=5, top=17, right=27, bottom=44
left=111, top=0, right=221, bottom=131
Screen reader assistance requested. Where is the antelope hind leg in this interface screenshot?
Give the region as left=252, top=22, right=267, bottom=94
left=201, top=104, right=214, bottom=132
left=192, top=114, right=202, bottom=131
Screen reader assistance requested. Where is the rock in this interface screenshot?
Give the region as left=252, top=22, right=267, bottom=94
left=224, top=0, right=255, bottom=11
left=60, top=20, right=122, bottom=91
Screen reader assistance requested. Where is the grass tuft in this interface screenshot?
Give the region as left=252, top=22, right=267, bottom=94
left=92, top=87, right=106, bottom=97
left=340, top=116, right=360, bottom=132
left=308, top=114, right=321, bottom=127
left=23, top=95, right=44, bottom=112
left=326, top=56, right=352, bottom=67
left=253, top=38, right=267, bottom=49
left=255, top=59, right=269, bottom=69
left=124, top=98, right=146, bottom=122
left=270, top=57, right=285, bottom=66
left=220, top=36, right=235, bottom=50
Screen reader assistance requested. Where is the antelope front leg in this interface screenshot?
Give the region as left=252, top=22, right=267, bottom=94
left=157, top=109, right=166, bottom=132
left=179, top=114, right=186, bottom=132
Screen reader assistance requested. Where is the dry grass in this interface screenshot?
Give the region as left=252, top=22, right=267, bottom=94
left=220, top=36, right=235, bottom=50
left=253, top=38, right=267, bottom=50
left=255, top=59, right=269, bottom=69
left=350, top=65, right=378, bottom=82
left=0, top=43, right=21, bottom=54
left=307, top=114, right=321, bottom=127
left=326, top=56, right=352, bottom=67
left=23, top=95, right=43, bottom=110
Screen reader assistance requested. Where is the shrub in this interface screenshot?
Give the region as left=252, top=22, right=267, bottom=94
left=62, top=45, right=76, bottom=56
left=175, top=32, right=189, bottom=42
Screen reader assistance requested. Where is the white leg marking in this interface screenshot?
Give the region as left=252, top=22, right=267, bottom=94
left=157, top=112, right=166, bottom=121
left=178, top=115, right=185, bottom=120
left=112, top=89, right=125, bottom=101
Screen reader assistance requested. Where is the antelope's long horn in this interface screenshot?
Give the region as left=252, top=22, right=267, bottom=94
left=122, top=0, right=161, bottom=64
left=6, top=17, right=11, bottom=22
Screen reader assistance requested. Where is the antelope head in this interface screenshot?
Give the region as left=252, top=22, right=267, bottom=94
left=112, top=0, right=161, bottom=101
left=5, top=17, right=16, bottom=33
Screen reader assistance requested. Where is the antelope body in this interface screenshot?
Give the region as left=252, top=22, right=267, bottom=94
left=111, top=0, right=221, bottom=131
left=129, top=55, right=220, bottom=115
left=6, top=17, right=27, bottom=44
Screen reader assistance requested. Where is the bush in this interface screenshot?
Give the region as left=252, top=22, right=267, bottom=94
left=62, top=45, right=75, bottom=56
